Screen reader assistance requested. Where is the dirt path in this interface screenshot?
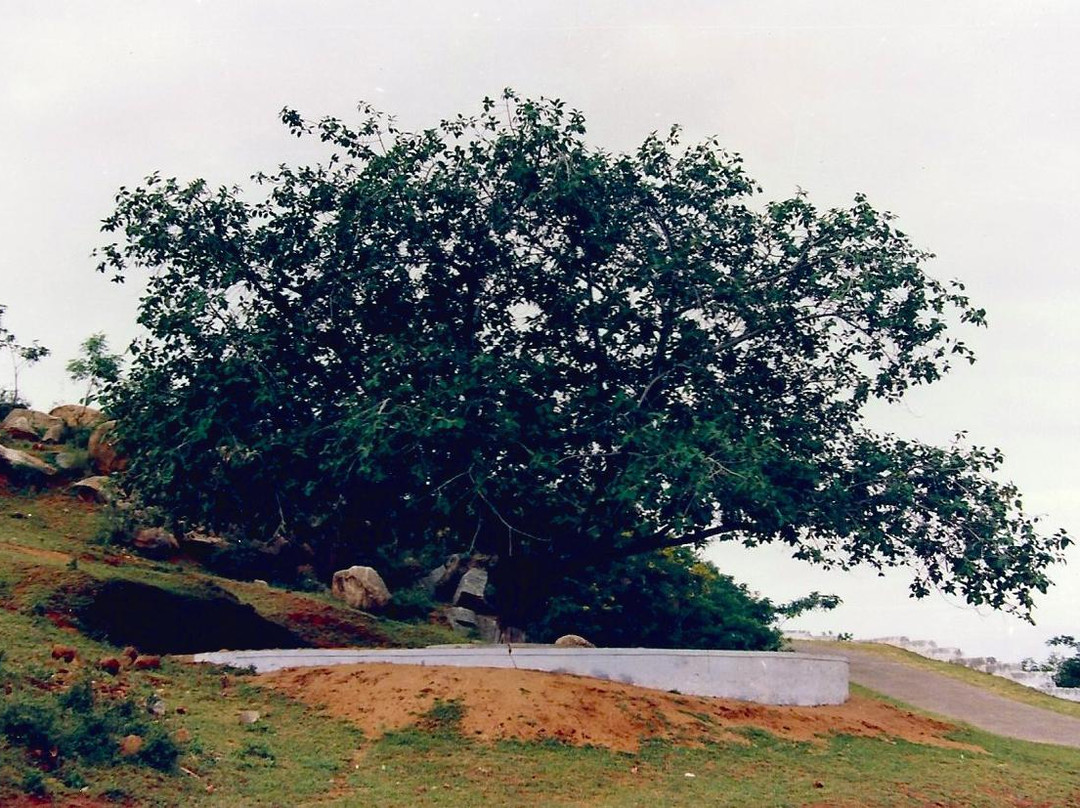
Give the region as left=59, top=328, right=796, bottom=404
left=792, top=641, right=1080, bottom=748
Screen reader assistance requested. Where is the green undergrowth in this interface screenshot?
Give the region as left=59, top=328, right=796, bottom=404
left=1, top=489, right=1078, bottom=805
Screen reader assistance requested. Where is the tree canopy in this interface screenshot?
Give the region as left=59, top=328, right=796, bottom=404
left=96, top=91, right=1070, bottom=624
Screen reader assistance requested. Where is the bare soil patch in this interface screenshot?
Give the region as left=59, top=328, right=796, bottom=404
left=258, top=662, right=979, bottom=753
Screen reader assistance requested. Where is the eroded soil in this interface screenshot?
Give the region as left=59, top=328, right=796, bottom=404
left=258, top=662, right=980, bottom=753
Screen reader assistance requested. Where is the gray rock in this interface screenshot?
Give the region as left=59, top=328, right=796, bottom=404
left=42, top=422, right=68, bottom=444
left=70, top=475, right=114, bottom=503
left=49, top=404, right=107, bottom=430
left=133, top=527, right=180, bottom=558
left=453, top=568, right=489, bottom=610
left=421, top=553, right=462, bottom=597
left=554, top=634, right=595, bottom=648
left=331, top=565, right=392, bottom=612
left=446, top=606, right=478, bottom=633
left=1, top=408, right=63, bottom=441
left=238, top=710, right=260, bottom=725
left=474, top=614, right=501, bottom=644
left=0, top=445, right=57, bottom=479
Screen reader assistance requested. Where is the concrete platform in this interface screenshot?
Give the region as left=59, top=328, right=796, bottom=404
left=192, top=646, right=849, bottom=706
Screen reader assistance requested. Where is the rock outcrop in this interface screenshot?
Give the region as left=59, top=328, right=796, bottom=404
left=2, top=408, right=65, bottom=442
left=453, top=567, right=489, bottom=610
left=331, top=566, right=392, bottom=612
left=555, top=634, right=596, bottom=648
left=70, top=475, right=114, bottom=503
left=88, top=420, right=127, bottom=474
left=0, top=444, right=57, bottom=480
left=132, top=527, right=180, bottom=558
left=49, top=404, right=107, bottom=430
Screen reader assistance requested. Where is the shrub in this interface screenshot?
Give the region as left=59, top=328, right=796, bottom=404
left=0, top=678, right=182, bottom=789
left=528, top=547, right=782, bottom=650
left=385, top=586, right=438, bottom=621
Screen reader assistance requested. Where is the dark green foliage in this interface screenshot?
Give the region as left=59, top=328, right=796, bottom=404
left=136, top=724, right=181, bottom=771
left=530, top=547, right=782, bottom=650
left=1055, top=657, right=1080, bottom=688
left=58, top=678, right=95, bottom=714
left=0, top=681, right=180, bottom=779
left=97, top=91, right=1070, bottom=625
left=1021, top=635, right=1080, bottom=688
left=385, top=585, right=438, bottom=621
left=1048, top=635, right=1080, bottom=688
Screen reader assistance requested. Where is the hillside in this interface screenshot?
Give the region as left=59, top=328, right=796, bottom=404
left=0, top=488, right=1078, bottom=806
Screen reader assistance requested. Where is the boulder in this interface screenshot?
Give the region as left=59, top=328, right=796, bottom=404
left=133, top=527, right=180, bottom=558
left=88, top=420, right=127, bottom=474
left=42, top=422, right=68, bottom=444
left=421, top=553, right=462, bottom=596
left=474, top=614, right=501, bottom=644
left=452, top=567, right=489, bottom=610
left=554, top=634, right=595, bottom=648
left=49, top=404, right=107, bottom=430
left=70, top=475, right=114, bottom=503
left=0, top=445, right=57, bottom=480
left=1, top=408, right=64, bottom=441
left=446, top=606, right=478, bottom=633
left=331, top=565, right=392, bottom=612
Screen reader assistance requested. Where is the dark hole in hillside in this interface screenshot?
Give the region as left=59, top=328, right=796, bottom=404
left=79, top=579, right=311, bottom=655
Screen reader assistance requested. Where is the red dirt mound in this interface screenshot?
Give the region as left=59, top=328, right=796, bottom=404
left=257, top=663, right=980, bottom=753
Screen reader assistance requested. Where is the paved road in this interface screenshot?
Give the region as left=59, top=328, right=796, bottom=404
left=792, top=641, right=1080, bottom=749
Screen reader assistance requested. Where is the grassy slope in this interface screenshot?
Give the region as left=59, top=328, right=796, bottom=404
left=803, top=638, right=1080, bottom=721
left=0, top=489, right=1077, bottom=806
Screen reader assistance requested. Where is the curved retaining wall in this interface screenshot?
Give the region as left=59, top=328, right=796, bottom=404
left=192, top=646, right=849, bottom=706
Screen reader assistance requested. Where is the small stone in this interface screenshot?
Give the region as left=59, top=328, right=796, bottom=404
left=51, top=644, right=77, bottom=663
left=119, top=734, right=144, bottom=757
left=175, top=728, right=191, bottom=743
left=238, top=710, right=260, bottom=725
left=98, top=656, right=122, bottom=675
left=146, top=694, right=166, bottom=716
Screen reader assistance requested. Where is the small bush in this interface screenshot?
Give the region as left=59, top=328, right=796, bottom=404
left=385, top=586, right=438, bottom=621
left=0, top=701, right=62, bottom=760
left=58, top=678, right=95, bottom=714
left=136, top=725, right=180, bottom=772
left=65, top=425, right=97, bottom=450
left=1054, top=656, right=1080, bottom=688
left=20, top=770, right=48, bottom=798
left=0, top=679, right=183, bottom=792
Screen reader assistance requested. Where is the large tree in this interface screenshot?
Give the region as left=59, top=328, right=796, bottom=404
left=97, top=91, right=1069, bottom=625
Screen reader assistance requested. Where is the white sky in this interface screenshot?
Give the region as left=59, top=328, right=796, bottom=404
left=2, top=1, right=1077, bottom=661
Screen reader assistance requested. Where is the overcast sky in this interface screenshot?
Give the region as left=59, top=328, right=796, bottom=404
left=2, top=1, right=1077, bottom=661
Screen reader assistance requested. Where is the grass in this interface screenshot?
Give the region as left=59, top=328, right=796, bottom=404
left=1, top=486, right=1078, bottom=805
left=318, top=716, right=1080, bottom=807
left=804, top=639, right=1080, bottom=720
